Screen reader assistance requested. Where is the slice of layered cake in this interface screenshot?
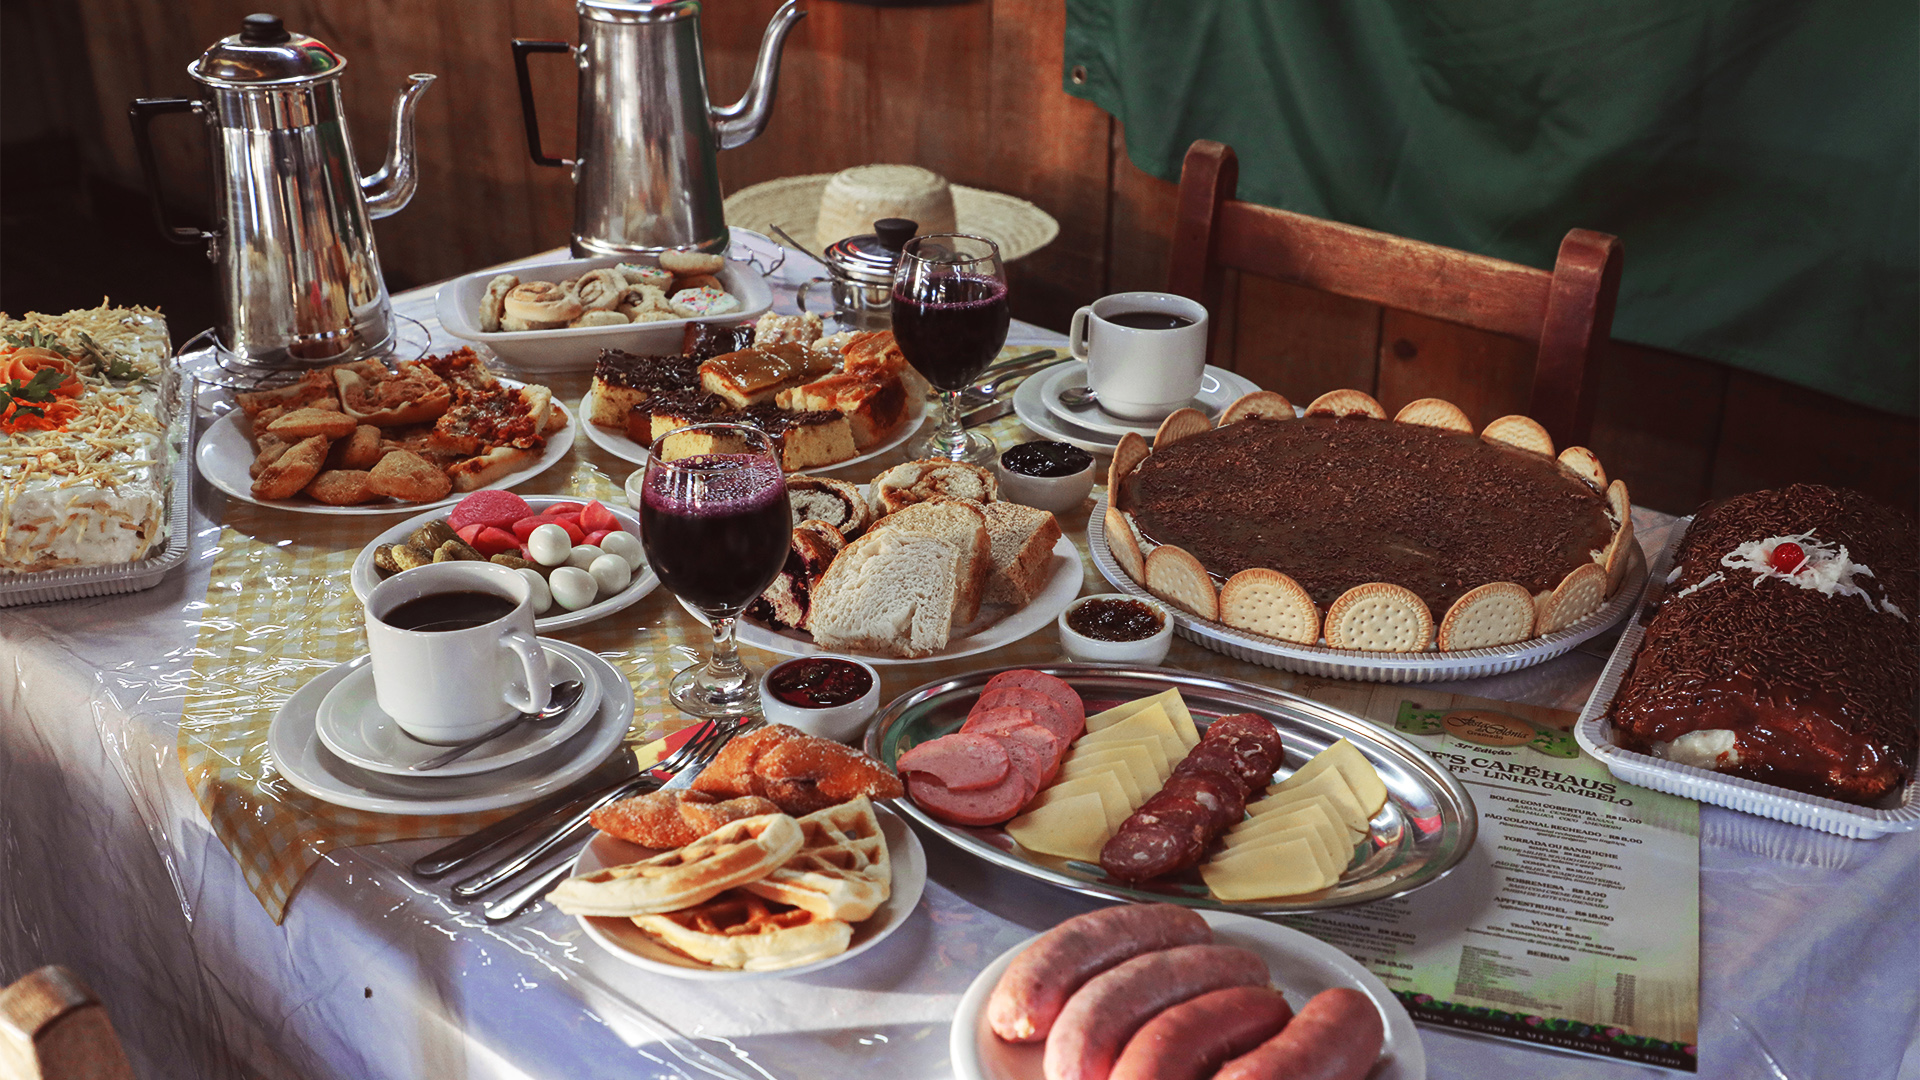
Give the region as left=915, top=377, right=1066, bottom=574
left=588, top=351, right=698, bottom=429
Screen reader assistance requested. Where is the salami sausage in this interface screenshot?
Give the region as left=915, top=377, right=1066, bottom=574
left=906, top=767, right=1033, bottom=827
left=1098, top=822, right=1194, bottom=880
left=1212, top=987, right=1385, bottom=1080
left=1042, top=944, right=1271, bottom=1080
left=1200, top=713, right=1285, bottom=787
left=1152, top=771, right=1246, bottom=831
left=986, top=904, right=1212, bottom=1042
left=1171, top=742, right=1244, bottom=783
left=895, top=733, right=1010, bottom=792
left=1109, top=986, right=1295, bottom=1080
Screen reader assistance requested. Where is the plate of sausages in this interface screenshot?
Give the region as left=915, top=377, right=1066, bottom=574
left=952, top=903, right=1423, bottom=1080
left=866, top=665, right=1476, bottom=915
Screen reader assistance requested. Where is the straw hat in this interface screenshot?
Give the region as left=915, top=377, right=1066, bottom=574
left=724, top=164, right=1060, bottom=262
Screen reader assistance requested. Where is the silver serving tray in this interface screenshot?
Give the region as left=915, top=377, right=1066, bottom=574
left=866, top=664, right=1478, bottom=914
left=1087, top=494, right=1647, bottom=683
left=0, top=364, right=193, bottom=606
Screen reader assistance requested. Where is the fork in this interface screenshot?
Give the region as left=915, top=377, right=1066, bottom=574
left=412, top=716, right=739, bottom=880
left=471, top=718, right=751, bottom=920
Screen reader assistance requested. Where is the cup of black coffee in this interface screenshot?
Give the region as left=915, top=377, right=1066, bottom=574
left=1068, top=292, right=1210, bottom=420
left=363, top=562, right=552, bottom=744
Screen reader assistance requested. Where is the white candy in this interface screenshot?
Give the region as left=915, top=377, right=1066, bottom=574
left=527, top=523, right=573, bottom=567
left=548, top=566, right=598, bottom=611
left=588, top=553, right=631, bottom=597
left=516, top=567, right=553, bottom=616
left=600, top=530, right=645, bottom=572
left=565, top=543, right=605, bottom=570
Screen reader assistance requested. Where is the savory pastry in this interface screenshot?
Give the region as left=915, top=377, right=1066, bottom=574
left=333, top=359, right=452, bottom=427
left=691, top=724, right=905, bottom=815
left=367, top=449, right=451, bottom=502
left=589, top=790, right=783, bottom=849
left=327, top=424, right=385, bottom=470
left=265, top=407, right=358, bottom=440
left=250, top=434, right=291, bottom=478
left=1609, top=485, right=1917, bottom=804
left=234, top=368, right=336, bottom=418
left=477, top=274, right=517, bottom=332
left=303, top=468, right=374, bottom=506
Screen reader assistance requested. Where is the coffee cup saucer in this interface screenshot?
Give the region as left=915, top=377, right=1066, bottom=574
left=1037, top=362, right=1237, bottom=438
left=315, top=644, right=600, bottom=778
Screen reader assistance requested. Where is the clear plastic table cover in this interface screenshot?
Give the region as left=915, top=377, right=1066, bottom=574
left=2, top=242, right=1916, bottom=1080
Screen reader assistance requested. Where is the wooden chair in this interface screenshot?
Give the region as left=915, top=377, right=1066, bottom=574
left=0, top=967, right=136, bottom=1080
left=1167, top=140, right=1623, bottom=449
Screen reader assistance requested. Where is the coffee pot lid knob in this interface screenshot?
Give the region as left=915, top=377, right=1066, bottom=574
left=874, top=218, right=918, bottom=251
left=191, top=12, right=345, bottom=86
left=240, top=13, right=291, bottom=44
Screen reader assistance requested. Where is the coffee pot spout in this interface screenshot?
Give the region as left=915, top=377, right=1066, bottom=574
left=361, top=73, right=436, bottom=219
left=711, top=0, right=806, bottom=150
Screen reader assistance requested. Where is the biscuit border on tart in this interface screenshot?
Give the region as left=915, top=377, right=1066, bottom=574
left=1305, top=389, right=1387, bottom=419
left=1220, top=390, right=1295, bottom=425
left=1541, top=562, right=1608, bottom=633
left=1480, top=414, right=1554, bottom=457
left=1558, top=445, right=1606, bottom=492
left=1105, top=501, right=1145, bottom=584
left=1603, top=513, right=1637, bottom=596
left=1219, top=568, right=1320, bottom=644
left=1437, top=581, right=1537, bottom=651
left=1108, top=431, right=1150, bottom=495
left=1153, top=407, right=1213, bottom=447
left=1606, top=478, right=1632, bottom=532
left=1392, top=397, right=1472, bottom=433
left=1324, top=582, right=1433, bottom=652
left=1144, top=543, right=1219, bottom=620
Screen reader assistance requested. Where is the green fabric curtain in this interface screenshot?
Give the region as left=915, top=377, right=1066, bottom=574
left=1064, top=0, right=1918, bottom=415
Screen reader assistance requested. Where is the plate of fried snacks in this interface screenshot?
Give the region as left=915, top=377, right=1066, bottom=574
left=552, top=725, right=926, bottom=979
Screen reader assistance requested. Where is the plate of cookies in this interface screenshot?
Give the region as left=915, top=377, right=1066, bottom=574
left=553, top=724, right=926, bottom=979
left=197, top=350, right=574, bottom=515
left=436, top=250, right=774, bottom=373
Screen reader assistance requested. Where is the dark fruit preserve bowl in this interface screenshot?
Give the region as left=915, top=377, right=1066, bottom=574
left=1057, top=593, right=1174, bottom=665
left=994, top=439, right=1095, bottom=514
left=757, top=655, right=883, bottom=742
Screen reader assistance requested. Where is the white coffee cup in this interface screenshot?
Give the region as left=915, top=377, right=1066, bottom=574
left=363, top=562, right=552, bottom=745
left=1068, top=292, right=1210, bottom=421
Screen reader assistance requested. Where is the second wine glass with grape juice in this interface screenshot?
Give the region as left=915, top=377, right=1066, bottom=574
left=890, top=233, right=1010, bottom=465
left=638, top=423, right=791, bottom=717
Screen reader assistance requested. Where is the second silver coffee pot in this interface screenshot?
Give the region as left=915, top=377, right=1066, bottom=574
left=515, top=0, right=806, bottom=259
left=130, top=14, right=434, bottom=366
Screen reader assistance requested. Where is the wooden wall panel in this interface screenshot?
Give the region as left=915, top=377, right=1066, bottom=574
left=1711, top=371, right=1920, bottom=518
left=1373, top=311, right=1533, bottom=430
left=1586, top=341, right=1727, bottom=514
left=1105, top=130, right=1177, bottom=297
left=1227, top=277, right=1381, bottom=402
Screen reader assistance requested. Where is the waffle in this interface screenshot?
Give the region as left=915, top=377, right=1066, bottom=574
left=631, top=890, right=854, bottom=971
left=549, top=813, right=802, bottom=917
left=741, top=797, right=892, bottom=921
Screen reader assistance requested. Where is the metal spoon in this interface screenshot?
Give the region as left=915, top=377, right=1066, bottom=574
left=1058, top=385, right=1100, bottom=409
left=769, top=223, right=828, bottom=266
left=408, top=680, right=586, bottom=772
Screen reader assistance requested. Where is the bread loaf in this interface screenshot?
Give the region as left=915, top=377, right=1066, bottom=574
left=808, top=529, right=963, bottom=658
left=869, top=498, right=991, bottom=624
left=979, top=501, right=1062, bottom=605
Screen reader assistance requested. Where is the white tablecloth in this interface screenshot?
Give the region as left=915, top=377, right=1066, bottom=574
left=2, top=241, right=1916, bottom=1080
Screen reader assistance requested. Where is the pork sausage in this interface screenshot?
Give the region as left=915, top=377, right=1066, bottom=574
left=1108, top=985, right=1294, bottom=1080
left=1212, top=987, right=1385, bottom=1080
left=987, top=903, right=1212, bottom=1042
left=1042, top=944, right=1270, bottom=1080
left=1152, top=771, right=1246, bottom=831
left=1099, top=822, right=1194, bottom=881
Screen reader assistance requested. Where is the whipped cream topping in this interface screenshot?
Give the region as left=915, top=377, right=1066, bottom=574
left=1717, top=531, right=1907, bottom=620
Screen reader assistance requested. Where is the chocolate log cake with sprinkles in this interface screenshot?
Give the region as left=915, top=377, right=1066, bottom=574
left=1609, top=485, right=1918, bottom=805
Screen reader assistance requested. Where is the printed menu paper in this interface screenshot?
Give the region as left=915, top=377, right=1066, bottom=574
left=1279, top=682, right=1700, bottom=1071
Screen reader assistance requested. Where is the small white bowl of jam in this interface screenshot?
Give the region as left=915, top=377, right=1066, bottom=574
left=996, top=440, right=1095, bottom=514
left=1058, top=594, right=1173, bottom=666
left=758, top=655, right=882, bottom=742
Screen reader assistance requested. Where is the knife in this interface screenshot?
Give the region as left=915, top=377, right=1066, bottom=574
left=963, top=398, right=1016, bottom=428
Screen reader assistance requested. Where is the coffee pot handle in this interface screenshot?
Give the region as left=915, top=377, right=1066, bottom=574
left=511, top=40, right=575, bottom=168
left=127, top=98, right=213, bottom=247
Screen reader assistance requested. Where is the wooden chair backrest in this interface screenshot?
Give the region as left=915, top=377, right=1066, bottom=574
left=0, top=967, right=136, bottom=1080
left=1167, top=139, right=1623, bottom=448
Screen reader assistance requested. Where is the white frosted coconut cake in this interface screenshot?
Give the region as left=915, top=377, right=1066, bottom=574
left=0, top=304, right=172, bottom=573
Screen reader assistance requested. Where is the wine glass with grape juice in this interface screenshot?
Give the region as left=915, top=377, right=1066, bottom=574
left=638, top=423, right=791, bottom=717
left=891, top=233, right=1010, bottom=465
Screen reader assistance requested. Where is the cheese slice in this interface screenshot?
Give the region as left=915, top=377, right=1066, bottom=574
left=1060, top=742, right=1168, bottom=789
left=1254, top=769, right=1371, bottom=833
left=1087, top=688, right=1202, bottom=749
left=1051, top=758, right=1145, bottom=809
left=1085, top=690, right=1164, bottom=730
left=1079, top=704, right=1183, bottom=761
left=1226, top=804, right=1353, bottom=867
left=1027, top=771, right=1131, bottom=833
left=1239, top=792, right=1365, bottom=844
left=1276, top=739, right=1389, bottom=817
left=1217, top=822, right=1344, bottom=881
left=1201, top=838, right=1333, bottom=901
left=1007, top=793, right=1108, bottom=862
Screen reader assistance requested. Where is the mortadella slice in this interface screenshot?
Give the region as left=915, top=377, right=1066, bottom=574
left=896, top=733, right=1011, bottom=792
left=907, top=766, right=1035, bottom=827
left=965, top=708, right=1069, bottom=779
left=982, top=671, right=1086, bottom=732
left=968, top=687, right=1081, bottom=747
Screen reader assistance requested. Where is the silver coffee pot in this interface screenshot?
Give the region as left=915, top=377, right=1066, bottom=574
left=514, top=0, right=806, bottom=259
left=130, top=14, right=434, bottom=366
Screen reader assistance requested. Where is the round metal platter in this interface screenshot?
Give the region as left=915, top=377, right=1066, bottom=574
left=866, top=664, right=1477, bottom=914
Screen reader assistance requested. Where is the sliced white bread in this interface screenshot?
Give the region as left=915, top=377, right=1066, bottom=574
left=869, top=498, right=991, bottom=624
left=978, top=500, right=1062, bottom=606
left=808, top=530, right=961, bottom=658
